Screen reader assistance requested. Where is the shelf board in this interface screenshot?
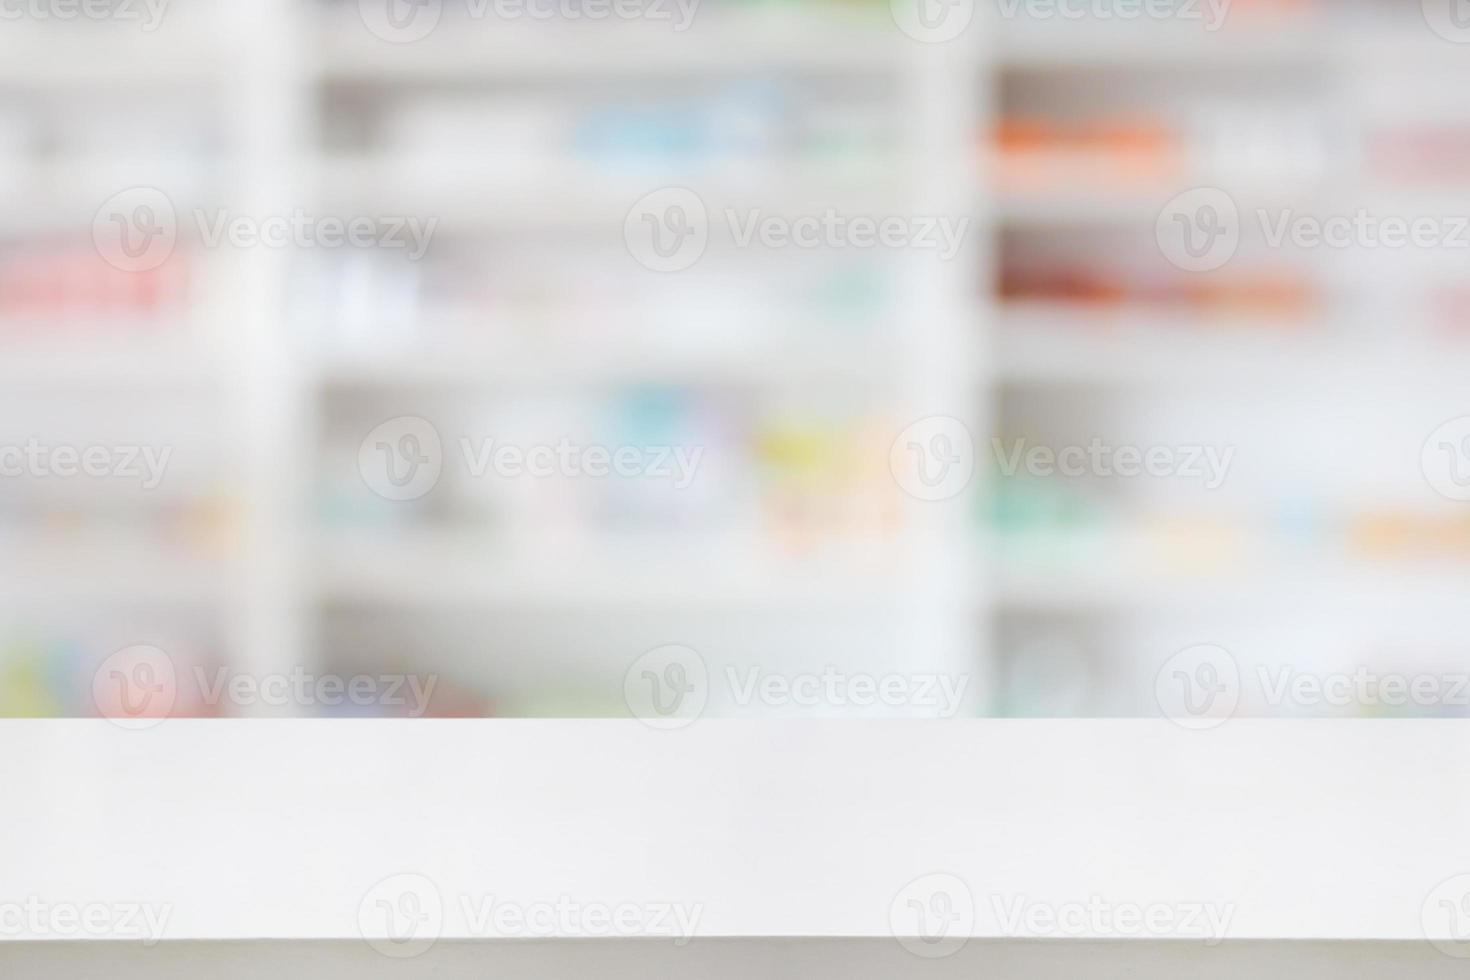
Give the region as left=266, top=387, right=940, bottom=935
left=993, top=304, right=1469, bottom=385
left=994, top=554, right=1470, bottom=612
left=311, top=334, right=896, bottom=387
left=311, top=154, right=910, bottom=230
left=0, top=338, right=217, bottom=387
left=991, top=20, right=1469, bottom=71
left=316, top=15, right=909, bottom=81
left=313, top=530, right=918, bottom=609
left=992, top=25, right=1330, bottom=70
left=0, top=41, right=221, bottom=85
left=0, top=542, right=228, bottom=607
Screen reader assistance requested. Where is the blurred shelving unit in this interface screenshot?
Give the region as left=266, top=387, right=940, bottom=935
left=17, top=0, right=1470, bottom=719
left=982, top=0, right=1470, bottom=718
left=2, top=0, right=995, bottom=719
left=0, top=6, right=250, bottom=716
left=287, top=0, right=989, bottom=717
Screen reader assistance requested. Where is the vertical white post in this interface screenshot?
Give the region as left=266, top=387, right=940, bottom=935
left=217, top=0, right=313, bottom=713
left=902, top=37, right=988, bottom=710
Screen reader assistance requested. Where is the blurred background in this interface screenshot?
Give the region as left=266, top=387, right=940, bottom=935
left=3, top=0, right=1470, bottom=720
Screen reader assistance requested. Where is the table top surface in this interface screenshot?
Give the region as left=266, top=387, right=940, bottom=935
left=2, top=719, right=1466, bottom=945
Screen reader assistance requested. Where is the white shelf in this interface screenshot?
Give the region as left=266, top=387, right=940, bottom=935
left=0, top=543, right=228, bottom=607
left=316, top=15, right=911, bottom=80
left=995, top=553, right=1470, bottom=612
left=313, top=336, right=897, bottom=387
left=314, top=530, right=922, bottom=609
left=0, top=339, right=218, bottom=388
left=0, top=33, right=223, bottom=85
left=992, top=20, right=1470, bottom=70
left=994, top=181, right=1334, bottom=226
left=312, top=153, right=911, bottom=229
left=992, top=305, right=1470, bottom=385
left=993, top=27, right=1330, bottom=70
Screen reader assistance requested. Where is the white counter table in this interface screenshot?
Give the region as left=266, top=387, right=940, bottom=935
left=2, top=720, right=1466, bottom=977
